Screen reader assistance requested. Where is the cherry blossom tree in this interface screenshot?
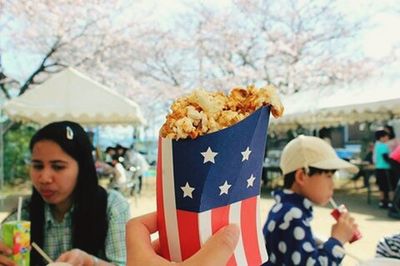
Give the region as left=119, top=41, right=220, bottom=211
left=0, top=0, right=155, bottom=98
left=1, top=0, right=394, bottom=103
left=0, top=0, right=160, bottom=186
left=0, top=0, right=398, bottom=187
left=152, top=0, right=382, bottom=94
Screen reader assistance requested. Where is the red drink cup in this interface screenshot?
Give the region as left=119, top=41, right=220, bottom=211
left=330, top=204, right=362, bottom=243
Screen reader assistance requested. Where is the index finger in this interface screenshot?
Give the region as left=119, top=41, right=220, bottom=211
left=338, top=211, right=350, bottom=221
left=126, top=212, right=157, bottom=250
left=0, top=242, right=15, bottom=266
left=0, top=242, right=12, bottom=255
left=56, top=252, right=69, bottom=262
left=130, top=212, right=158, bottom=234
left=0, top=255, right=17, bottom=266
left=126, top=212, right=169, bottom=266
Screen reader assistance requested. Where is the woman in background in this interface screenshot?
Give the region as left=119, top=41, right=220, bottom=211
left=0, top=121, right=130, bottom=266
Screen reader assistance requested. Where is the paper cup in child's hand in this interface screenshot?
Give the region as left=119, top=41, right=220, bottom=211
left=157, top=106, right=271, bottom=265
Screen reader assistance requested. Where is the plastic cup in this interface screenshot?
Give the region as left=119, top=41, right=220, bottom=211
left=330, top=204, right=362, bottom=243
left=357, top=258, right=400, bottom=266
left=0, top=221, right=31, bottom=266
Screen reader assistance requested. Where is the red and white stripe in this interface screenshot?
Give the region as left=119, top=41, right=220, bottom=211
left=157, top=138, right=268, bottom=265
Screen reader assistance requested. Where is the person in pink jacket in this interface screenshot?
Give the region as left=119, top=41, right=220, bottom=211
left=389, top=145, right=400, bottom=218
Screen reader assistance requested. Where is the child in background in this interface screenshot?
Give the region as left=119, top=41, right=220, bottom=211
left=263, top=135, right=359, bottom=265
left=374, top=130, right=394, bottom=208
left=105, top=146, right=116, bottom=166
left=109, top=155, right=128, bottom=190
left=124, top=148, right=149, bottom=194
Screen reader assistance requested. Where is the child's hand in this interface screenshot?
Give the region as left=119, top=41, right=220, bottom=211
left=330, top=212, right=358, bottom=244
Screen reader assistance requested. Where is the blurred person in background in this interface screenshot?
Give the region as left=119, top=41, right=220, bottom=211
left=374, top=129, right=396, bottom=209
left=375, top=233, right=400, bottom=259
left=105, top=146, right=116, bottom=166
left=388, top=144, right=400, bottom=218
left=115, top=144, right=128, bottom=166
left=124, top=147, right=149, bottom=195
left=384, top=125, right=400, bottom=197
left=384, top=125, right=400, bottom=153
left=351, top=142, right=374, bottom=188
left=109, top=155, right=128, bottom=191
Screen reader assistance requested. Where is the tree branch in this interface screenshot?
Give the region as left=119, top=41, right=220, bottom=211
left=18, top=38, right=62, bottom=95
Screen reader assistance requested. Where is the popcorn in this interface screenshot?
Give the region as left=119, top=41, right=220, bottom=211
left=160, top=85, right=284, bottom=139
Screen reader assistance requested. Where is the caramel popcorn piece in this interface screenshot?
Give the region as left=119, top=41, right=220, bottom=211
left=160, top=85, right=284, bottom=140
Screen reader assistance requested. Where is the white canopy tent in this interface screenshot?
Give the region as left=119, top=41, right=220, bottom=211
left=3, top=67, right=146, bottom=125
left=270, top=78, right=400, bottom=133
left=0, top=67, right=146, bottom=188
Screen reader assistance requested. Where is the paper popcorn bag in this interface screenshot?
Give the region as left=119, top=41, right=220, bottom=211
left=157, top=106, right=271, bottom=266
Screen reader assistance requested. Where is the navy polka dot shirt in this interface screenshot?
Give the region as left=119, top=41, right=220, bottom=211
left=262, top=189, right=345, bottom=265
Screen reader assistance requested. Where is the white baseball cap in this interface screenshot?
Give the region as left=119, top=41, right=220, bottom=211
left=280, top=135, right=359, bottom=175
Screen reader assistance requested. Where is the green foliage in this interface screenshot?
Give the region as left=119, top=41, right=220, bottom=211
left=4, top=124, right=36, bottom=184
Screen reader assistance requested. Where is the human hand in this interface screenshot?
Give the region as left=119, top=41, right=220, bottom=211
left=126, top=212, right=240, bottom=266
left=331, top=212, right=358, bottom=244
left=0, top=241, right=16, bottom=266
left=56, top=248, right=93, bottom=266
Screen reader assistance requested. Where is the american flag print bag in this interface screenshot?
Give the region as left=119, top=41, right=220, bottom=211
left=157, top=106, right=270, bottom=266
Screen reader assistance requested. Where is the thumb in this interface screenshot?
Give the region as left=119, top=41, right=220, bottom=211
left=56, top=251, right=70, bottom=262
left=0, top=242, right=12, bottom=255
left=184, top=224, right=240, bottom=266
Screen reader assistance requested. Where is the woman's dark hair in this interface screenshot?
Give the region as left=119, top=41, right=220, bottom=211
left=384, top=125, right=395, bottom=139
left=115, top=144, right=128, bottom=156
left=283, top=167, right=336, bottom=188
left=29, top=121, right=108, bottom=265
left=105, top=146, right=115, bottom=153
left=375, top=129, right=389, bottom=141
